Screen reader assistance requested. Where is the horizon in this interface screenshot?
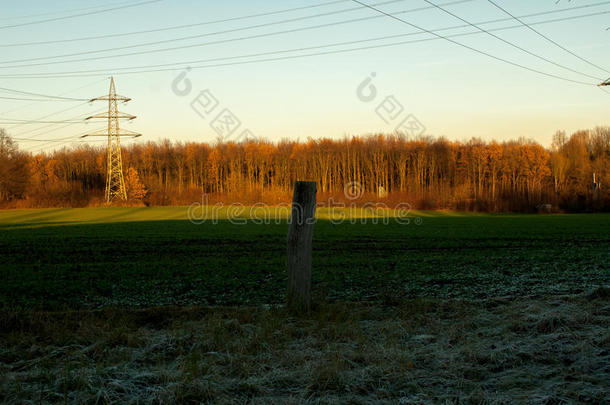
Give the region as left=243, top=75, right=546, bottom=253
left=6, top=125, right=609, bottom=155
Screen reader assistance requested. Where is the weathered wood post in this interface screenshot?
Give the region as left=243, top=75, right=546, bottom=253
left=286, top=181, right=317, bottom=313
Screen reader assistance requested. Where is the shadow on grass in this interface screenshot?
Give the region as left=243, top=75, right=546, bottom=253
left=1, top=214, right=609, bottom=311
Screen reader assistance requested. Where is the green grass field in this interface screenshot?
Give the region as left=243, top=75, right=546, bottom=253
left=1, top=207, right=609, bottom=403
left=1, top=207, right=608, bottom=309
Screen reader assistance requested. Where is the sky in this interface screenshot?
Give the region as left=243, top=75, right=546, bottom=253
left=0, top=0, right=608, bottom=153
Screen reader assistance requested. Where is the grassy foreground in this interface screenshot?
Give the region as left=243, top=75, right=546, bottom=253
left=2, top=294, right=609, bottom=404
left=1, top=207, right=609, bottom=403
left=1, top=207, right=609, bottom=309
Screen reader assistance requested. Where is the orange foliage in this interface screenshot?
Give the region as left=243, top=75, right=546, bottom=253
left=1, top=127, right=609, bottom=212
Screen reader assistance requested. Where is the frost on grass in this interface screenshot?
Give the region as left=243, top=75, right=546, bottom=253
left=1, top=291, right=609, bottom=404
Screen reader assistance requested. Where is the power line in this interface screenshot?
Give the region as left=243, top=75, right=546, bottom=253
left=11, top=135, right=83, bottom=142
left=486, top=0, right=609, bottom=75
left=4, top=0, right=607, bottom=50
left=20, top=126, right=105, bottom=149
left=419, top=0, right=603, bottom=81
left=0, top=119, right=86, bottom=124
left=0, top=0, right=352, bottom=47
left=14, top=122, right=90, bottom=140
left=0, top=95, right=84, bottom=102
left=0, top=78, right=107, bottom=115
left=9, top=107, right=106, bottom=140
left=31, top=11, right=610, bottom=75
left=17, top=121, right=106, bottom=152
left=17, top=123, right=102, bottom=149
left=0, top=0, right=146, bottom=21
left=30, top=137, right=127, bottom=155
left=3, top=0, right=606, bottom=68
left=0, top=0, right=414, bottom=66
left=2, top=98, right=102, bottom=157
left=0, top=86, right=89, bottom=101
left=0, top=0, right=164, bottom=30
left=0, top=8, right=606, bottom=80
left=349, top=0, right=596, bottom=86
left=6, top=102, right=91, bottom=133
left=26, top=134, right=107, bottom=154
left=0, top=0, right=600, bottom=73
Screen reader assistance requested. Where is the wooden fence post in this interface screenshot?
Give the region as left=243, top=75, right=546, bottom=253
left=286, top=181, right=317, bottom=313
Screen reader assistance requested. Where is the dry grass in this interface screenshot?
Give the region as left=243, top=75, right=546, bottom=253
left=1, top=290, right=609, bottom=404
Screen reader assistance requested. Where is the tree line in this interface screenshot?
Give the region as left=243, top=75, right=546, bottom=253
left=0, top=127, right=608, bottom=212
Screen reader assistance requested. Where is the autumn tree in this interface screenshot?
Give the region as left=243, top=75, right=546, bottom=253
left=0, top=129, right=29, bottom=202
left=125, top=167, right=147, bottom=202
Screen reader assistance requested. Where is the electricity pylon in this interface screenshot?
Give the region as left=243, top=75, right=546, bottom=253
left=83, top=77, right=141, bottom=202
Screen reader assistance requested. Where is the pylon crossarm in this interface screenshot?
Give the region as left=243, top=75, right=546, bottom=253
left=81, top=128, right=141, bottom=138
left=86, top=112, right=136, bottom=120
left=81, top=133, right=142, bottom=138
left=89, top=95, right=131, bottom=102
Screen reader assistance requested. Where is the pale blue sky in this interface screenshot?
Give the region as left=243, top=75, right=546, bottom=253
left=0, top=0, right=608, bottom=152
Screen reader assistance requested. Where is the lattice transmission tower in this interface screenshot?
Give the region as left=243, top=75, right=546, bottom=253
left=83, top=77, right=141, bottom=202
